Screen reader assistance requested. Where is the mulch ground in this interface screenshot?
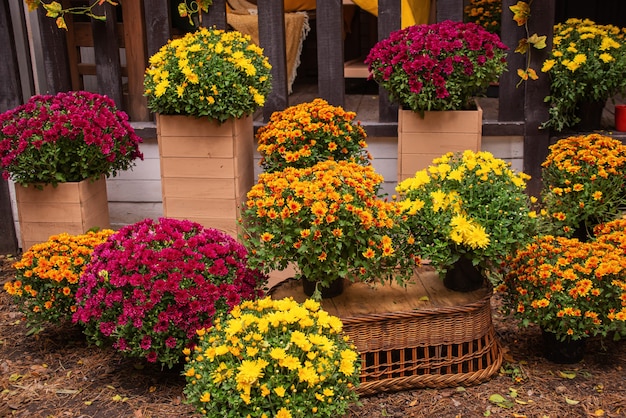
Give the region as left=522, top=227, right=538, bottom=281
left=1, top=252, right=625, bottom=418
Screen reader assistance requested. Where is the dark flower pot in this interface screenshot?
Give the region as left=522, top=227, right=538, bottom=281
left=443, top=257, right=485, bottom=292
left=302, top=278, right=344, bottom=299
left=541, top=329, right=586, bottom=364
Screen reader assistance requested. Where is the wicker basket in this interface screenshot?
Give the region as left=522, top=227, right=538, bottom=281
left=269, top=268, right=503, bottom=396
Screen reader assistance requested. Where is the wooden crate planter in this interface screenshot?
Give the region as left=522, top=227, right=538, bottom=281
left=14, top=176, right=110, bottom=250
left=270, top=267, right=502, bottom=395
left=397, top=104, right=483, bottom=182
left=156, top=114, right=254, bottom=239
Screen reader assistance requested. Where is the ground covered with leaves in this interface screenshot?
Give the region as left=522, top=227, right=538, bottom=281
left=0, top=253, right=625, bottom=418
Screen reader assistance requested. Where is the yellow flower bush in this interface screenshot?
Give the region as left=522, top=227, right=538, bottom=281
left=396, top=150, right=537, bottom=281
left=183, top=296, right=361, bottom=417
left=540, top=134, right=626, bottom=239
left=499, top=235, right=626, bottom=342
left=241, top=160, right=415, bottom=296
left=256, top=99, right=371, bottom=173
left=542, top=18, right=626, bottom=131
left=3, top=230, right=114, bottom=332
left=144, top=27, right=272, bottom=122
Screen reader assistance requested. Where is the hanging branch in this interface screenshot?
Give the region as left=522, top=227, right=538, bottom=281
left=24, top=0, right=119, bottom=30
left=510, top=0, right=547, bottom=86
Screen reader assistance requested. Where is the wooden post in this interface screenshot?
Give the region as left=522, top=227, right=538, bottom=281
left=91, top=2, right=123, bottom=109
left=203, top=0, right=227, bottom=30
left=36, top=7, right=72, bottom=93
left=0, top=0, right=20, bottom=253
left=523, top=0, right=555, bottom=198
left=257, top=2, right=289, bottom=122
left=499, top=0, right=527, bottom=122
left=144, top=0, right=171, bottom=58
left=436, top=0, right=463, bottom=22
left=316, top=0, right=345, bottom=107
left=121, top=0, right=150, bottom=121
left=378, top=0, right=401, bottom=123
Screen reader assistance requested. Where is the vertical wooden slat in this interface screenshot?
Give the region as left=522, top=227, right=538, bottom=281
left=436, top=0, right=463, bottom=22
left=121, top=0, right=150, bottom=121
left=523, top=0, right=555, bottom=198
left=316, top=0, right=345, bottom=107
left=203, top=0, right=227, bottom=29
left=36, top=7, right=72, bottom=93
left=499, top=0, right=527, bottom=122
left=257, top=1, right=289, bottom=122
left=144, top=0, right=170, bottom=58
left=0, top=0, right=19, bottom=253
left=91, top=2, right=123, bottom=109
left=378, top=0, right=401, bottom=122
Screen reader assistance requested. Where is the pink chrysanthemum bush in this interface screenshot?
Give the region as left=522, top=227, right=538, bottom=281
left=73, top=218, right=267, bottom=368
left=365, top=20, right=508, bottom=113
left=0, top=91, right=143, bottom=186
left=499, top=235, right=626, bottom=342
left=256, top=98, right=371, bottom=173
left=182, top=296, right=361, bottom=417
left=3, top=230, right=114, bottom=333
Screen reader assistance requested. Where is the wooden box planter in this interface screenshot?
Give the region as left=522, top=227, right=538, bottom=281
left=156, top=114, right=255, bottom=239
left=14, top=176, right=110, bottom=250
left=397, top=104, right=483, bottom=182
left=270, top=267, right=502, bottom=396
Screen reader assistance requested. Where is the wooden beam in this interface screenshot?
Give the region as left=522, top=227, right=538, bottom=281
left=36, top=7, right=72, bottom=93
left=91, top=2, right=123, bottom=109
left=499, top=0, right=527, bottom=122
left=144, top=0, right=171, bottom=58
left=523, top=0, right=555, bottom=198
left=316, top=0, right=345, bottom=107
left=257, top=2, right=289, bottom=122
left=121, top=0, right=150, bottom=121
left=378, top=0, right=400, bottom=123
left=203, top=0, right=227, bottom=30
left=0, top=0, right=20, bottom=253
left=436, top=0, right=463, bottom=22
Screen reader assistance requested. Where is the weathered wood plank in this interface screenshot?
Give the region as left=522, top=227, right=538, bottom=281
left=91, top=3, right=123, bottom=109
left=258, top=1, right=289, bottom=121
left=499, top=0, right=527, bottom=122
left=121, top=0, right=150, bottom=121
left=0, top=0, right=19, bottom=253
left=436, top=0, right=463, bottom=22
left=144, top=0, right=170, bottom=58
left=523, top=0, right=555, bottom=197
left=203, top=0, right=227, bottom=30
left=377, top=0, right=400, bottom=122
left=36, top=7, right=72, bottom=93
left=316, top=0, right=345, bottom=107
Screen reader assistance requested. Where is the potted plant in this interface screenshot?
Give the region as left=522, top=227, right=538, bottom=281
left=3, top=229, right=114, bottom=334
left=72, top=218, right=266, bottom=368
left=241, top=160, right=415, bottom=299
left=144, top=27, right=272, bottom=236
left=256, top=98, right=371, bottom=173
left=539, top=134, right=626, bottom=240
left=541, top=18, right=626, bottom=132
left=396, top=150, right=538, bottom=291
left=183, top=296, right=361, bottom=417
left=499, top=235, right=626, bottom=363
left=0, top=90, right=143, bottom=249
left=365, top=20, right=508, bottom=179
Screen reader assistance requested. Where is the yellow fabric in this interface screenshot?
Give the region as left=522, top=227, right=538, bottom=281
left=350, top=0, right=431, bottom=27
left=283, top=0, right=316, bottom=12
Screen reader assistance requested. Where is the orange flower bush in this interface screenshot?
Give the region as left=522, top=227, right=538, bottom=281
left=540, top=134, right=626, bottom=239
left=256, top=99, right=371, bottom=173
left=3, top=230, right=114, bottom=332
left=499, top=235, right=626, bottom=342
left=241, top=160, right=415, bottom=297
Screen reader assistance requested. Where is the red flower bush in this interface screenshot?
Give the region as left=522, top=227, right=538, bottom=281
left=73, top=218, right=266, bottom=368
left=0, top=91, right=143, bottom=186
left=366, top=20, right=507, bottom=112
